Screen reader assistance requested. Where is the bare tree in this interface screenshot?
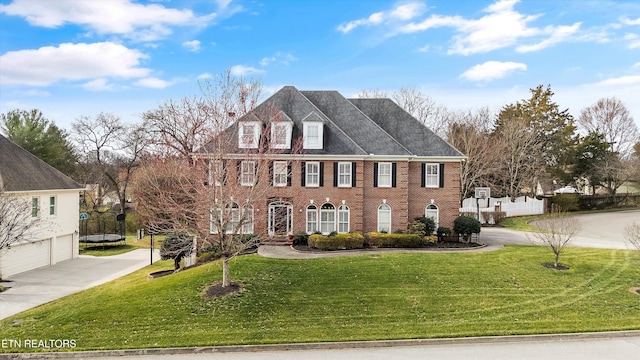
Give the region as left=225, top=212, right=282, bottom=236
left=72, top=113, right=148, bottom=226
left=445, top=107, right=500, bottom=203
left=578, top=97, right=639, bottom=159
left=143, top=69, right=263, bottom=163
left=493, top=114, right=545, bottom=199
left=0, top=189, right=43, bottom=278
left=624, top=222, right=640, bottom=252
left=530, top=208, right=582, bottom=269
left=392, top=86, right=450, bottom=137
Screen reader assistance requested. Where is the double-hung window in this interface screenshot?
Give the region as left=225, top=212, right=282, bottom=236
left=273, top=161, right=288, bottom=187
left=239, top=122, right=260, bottom=148
left=320, top=203, right=335, bottom=234
left=305, top=162, right=320, bottom=187
left=240, top=161, right=256, bottom=186
left=49, top=196, right=56, bottom=216
left=337, top=162, right=351, bottom=187
left=377, top=204, right=391, bottom=233
left=303, top=123, right=323, bottom=149
left=306, top=205, right=318, bottom=234
left=377, top=162, right=392, bottom=187
left=271, top=122, right=292, bottom=149
left=31, top=197, right=39, bottom=218
left=337, top=205, right=350, bottom=233
left=425, top=164, right=439, bottom=187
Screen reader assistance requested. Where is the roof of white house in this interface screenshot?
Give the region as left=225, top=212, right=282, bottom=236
left=0, top=134, right=82, bottom=192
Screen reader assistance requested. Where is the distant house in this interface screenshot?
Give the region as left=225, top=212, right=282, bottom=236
left=0, top=135, right=83, bottom=278
left=193, top=86, right=466, bottom=237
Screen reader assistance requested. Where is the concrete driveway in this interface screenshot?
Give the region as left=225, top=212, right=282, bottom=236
left=0, top=249, right=159, bottom=320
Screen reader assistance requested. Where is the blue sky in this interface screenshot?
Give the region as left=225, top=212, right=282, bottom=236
left=1, top=0, right=639, bottom=131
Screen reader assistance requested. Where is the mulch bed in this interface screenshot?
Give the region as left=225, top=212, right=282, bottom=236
left=542, top=263, right=570, bottom=270
left=203, top=282, right=243, bottom=299
left=630, top=287, right=640, bottom=295
left=147, top=269, right=175, bottom=279
left=292, top=241, right=483, bottom=253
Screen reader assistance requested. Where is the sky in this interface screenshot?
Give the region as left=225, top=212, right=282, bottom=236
left=1, top=0, right=639, bottom=132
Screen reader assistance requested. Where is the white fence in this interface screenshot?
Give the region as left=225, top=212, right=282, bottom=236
left=460, top=196, right=545, bottom=224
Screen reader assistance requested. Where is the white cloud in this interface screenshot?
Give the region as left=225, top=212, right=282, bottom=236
left=460, top=61, right=527, bottom=82
left=229, top=65, right=264, bottom=77
left=259, top=52, right=297, bottom=67
left=134, top=77, right=172, bottom=89
left=337, top=2, right=424, bottom=33
left=417, top=44, right=430, bottom=52
left=16, top=89, right=49, bottom=96
left=633, top=62, right=640, bottom=68
left=594, top=75, right=640, bottom=87
left=623, top=33, right=640, bottom=49
left=0, top=0, right=218, bottom=42
left=82, top=78, right=116, bottom=92
left=620, top=16, right=640, bottom=26
left=0, top=42, right=150, bottom=86
left=398, top=0, right=580, bottom=55
left=197, top=73, right=213, bottom=80
left=182, top=40, right=201, bottom=52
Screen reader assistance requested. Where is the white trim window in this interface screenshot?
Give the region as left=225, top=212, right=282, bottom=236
left=320, top=203, right=335, bottom=234
left=270, top=122, right=292, bottom=149
left=338, top=162, right=352, bottom=187
left=426, top=204, right=439, bottom=230
left=273, top=161, right=288, bottom=187
left=338, top=205, right=350, bottom=233
left=211, top=203, right=254, bottom=234
left=239, top=121, right=260, bottom=148
left=240, top=161, right=256, bottom=186
left=49, top=196, right=56, bottom=216
left=303, top=123, right=323, bottom=149
left=31, top=197, right=39, bottom=218
left=305, top=162, right=320, bottom=187
left=241, top=206, right=254, bottom=234
left=425, top=164, right=439, bottom=187
left=377, top=162, right=392, bottom=188
left=306, top=204, right=318, bottom=234
left=210, top=160, right=224, bottom=186
left=377, top=203, right=391, bottom=233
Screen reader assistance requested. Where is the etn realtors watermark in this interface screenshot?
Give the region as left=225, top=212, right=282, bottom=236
left=2, top=339, right=76, bottom=349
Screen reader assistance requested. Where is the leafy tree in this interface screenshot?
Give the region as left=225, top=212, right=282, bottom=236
left=495, top=85, right=577, bottom=186
left=1, top=109, right=77, bottom=177
left=573, top=131, right=615, bottom=191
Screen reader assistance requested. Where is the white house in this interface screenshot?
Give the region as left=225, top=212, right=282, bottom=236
left=0, top=135, right=83, bottom=278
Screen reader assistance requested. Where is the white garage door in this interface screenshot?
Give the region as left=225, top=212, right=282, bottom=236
left=54, top=235, right=74, bottom=263
left=1, top=239, right=51, bottom=278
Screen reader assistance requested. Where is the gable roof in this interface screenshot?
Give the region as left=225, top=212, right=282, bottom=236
left=196, top=86, right=465, bottom=159
left=0, top=135, right=82, bottom=192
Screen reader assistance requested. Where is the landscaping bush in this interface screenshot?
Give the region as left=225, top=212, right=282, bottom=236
left=414, top=216, right=436, bottom=234
left=364, top=232, right=422, bottom=248
left=407, top=220, right=426, bottom=237
left=423, top=235, right=438, bottom=245
left=453, top=216, right=481, bottom=243
left=485, top=211, right=507, bottom=225
left=308, top=233, right=364, bottom=250
left=160, top=233, right=194, bottom=270
left=437, top=227, right=451, bottom=242
left=293, top=232, right=309, bottom=246
left=550, top=194, right=580, bottom=212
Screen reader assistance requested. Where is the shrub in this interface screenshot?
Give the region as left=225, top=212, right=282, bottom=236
left=550, top=194, right=579, bottom=212
left=160, top=233, right=194, bottom=270
left=453, top=216, right=481, bottom=243
left=328, top=231, right=338, bottom=237
left=423, top=235, right=438, bottom=245
left=394, top=229, right=405, bottom=234
left=196, top=251, right=219, bottom=264
left=414, top=216, right=436, bottom=235
left=308, top=233, right=365, bottom=250
left=293, top=232, right=309, bottom=246
left=407, top=220, right=426, bottom=237
left=364, top=232, right=422, bottom=248
left=436, top=227, right=451, bottom=241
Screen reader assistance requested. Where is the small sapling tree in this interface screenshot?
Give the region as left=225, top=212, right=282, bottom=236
left=529, top=207, right=582, bottom=269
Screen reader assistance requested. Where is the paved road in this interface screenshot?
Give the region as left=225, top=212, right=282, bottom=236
left=46, top=333, right=640, bottom=360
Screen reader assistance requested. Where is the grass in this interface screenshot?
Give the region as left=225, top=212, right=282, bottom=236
left=1, top=245, right=639, bottom=352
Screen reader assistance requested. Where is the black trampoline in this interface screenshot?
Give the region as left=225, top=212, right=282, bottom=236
left=79, top=212, right=126, bottom=247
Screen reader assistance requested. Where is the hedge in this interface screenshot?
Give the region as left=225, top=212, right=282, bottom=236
left=364, top=232, right=423, bottom=248
left=308, top=233, right=365, bottom=250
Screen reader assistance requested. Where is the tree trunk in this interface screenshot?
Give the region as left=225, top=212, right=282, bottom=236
left=554, top=252, right=560, bottom=268
left=222, top=257, right=230, bottom=287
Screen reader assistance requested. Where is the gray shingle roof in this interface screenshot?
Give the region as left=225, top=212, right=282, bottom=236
left=196, top=86, right=465, bottom=158
left=0, top=135, right=82, bottom=192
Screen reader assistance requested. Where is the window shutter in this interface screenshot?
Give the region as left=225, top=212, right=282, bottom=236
left=236, top=160, right=242, bottom=185
left=269, top=161, right=274, bottom=186
left=351, top=162, right=357, bottom=187
left=439, top=163, right=445, bottom=188
left=391, top=162, right=397, bottom=188
left=319, top=162, right=324, bottom=187
left=222, top=160, right=227, bottom=185
left=421, top=163, right=426, bottom=188
left=373, top=162, right=378, bottom=187
left=333, top=162, right=338, bottom=187
left=287, top=163, right=292, bottom=187
left=301, top=162, right=306, bottom=186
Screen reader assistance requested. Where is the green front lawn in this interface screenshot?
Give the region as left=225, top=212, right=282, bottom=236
left=1, top=246, right=639, bottom=352
left=79, top=235, right=164, bottom=256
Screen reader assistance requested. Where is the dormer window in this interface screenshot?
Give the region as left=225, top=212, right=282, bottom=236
left=239, top=121, right=261, bottom=149
left=270, top=122, right=292, bottom=149
left=303, top=122, right=323, bottom=149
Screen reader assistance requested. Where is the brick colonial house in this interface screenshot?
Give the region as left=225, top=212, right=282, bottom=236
left=194, top=86, right=465, bottom=238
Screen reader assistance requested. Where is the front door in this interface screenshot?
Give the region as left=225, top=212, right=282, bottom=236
left=268, top=201, right=293, bottom=236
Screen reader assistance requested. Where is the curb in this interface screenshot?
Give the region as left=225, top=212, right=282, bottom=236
left=3, top=330, right=640, bottom=359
